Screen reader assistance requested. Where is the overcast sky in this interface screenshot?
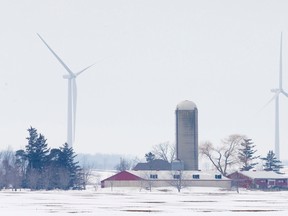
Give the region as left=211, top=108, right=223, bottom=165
left=1, top=0, right=288, bottom=161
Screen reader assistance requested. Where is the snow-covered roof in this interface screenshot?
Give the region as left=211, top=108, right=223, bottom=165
left=176, top=100, right=197, bottom=110
left=238, top=171, right=287, bottom=179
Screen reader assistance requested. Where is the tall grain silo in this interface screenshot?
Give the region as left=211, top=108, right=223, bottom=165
left=175, top=100, right=198, bottom=170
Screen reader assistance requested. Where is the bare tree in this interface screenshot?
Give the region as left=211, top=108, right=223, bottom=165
left=0, top=148, right=22, bottom=190
left=152, top=142, right=176, bottom=163
left=80, top=163, right=95, bottom=190
left=41, top=165, right=54, bottom=190
left=26, top=168, right=40, bottom=190
left=93, top=173, right=101, bottom=191
left=169, top=170, right=186, bottom=192
left=58, top=168, right=70, bottom=189
left=115, top=157, right=131, bottom=172
left=15, top=149, right=28, bottom=182
left=130, top=157, right=140, bottom=170
left=140, top=171, right=156, bottom=192
left=200, top=134, right=245, bottom=176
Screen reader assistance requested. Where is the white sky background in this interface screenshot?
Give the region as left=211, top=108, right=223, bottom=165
left=1, top=0, right=288, bottom=161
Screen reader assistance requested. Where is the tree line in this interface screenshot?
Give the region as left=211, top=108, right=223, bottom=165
left=115, top=135, right=284, bottom=177
left=200, top=134, right=283, bottom=176
left=0, top=127, right=84, bottom=190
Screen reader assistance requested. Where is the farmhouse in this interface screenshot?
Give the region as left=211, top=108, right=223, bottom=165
left=227, top=171, right=288, bottom=189
left=101, top=170, right=231, bottom=189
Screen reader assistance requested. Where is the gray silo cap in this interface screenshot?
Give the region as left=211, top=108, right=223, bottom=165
left=176, top=100, right=197, bottom=110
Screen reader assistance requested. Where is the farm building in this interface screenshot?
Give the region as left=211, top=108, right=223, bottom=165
left=101, top=170, right=231, bottom=189
left=100, top=171, right=143, bottom=188
left=227, top=171, right=288, bottom=189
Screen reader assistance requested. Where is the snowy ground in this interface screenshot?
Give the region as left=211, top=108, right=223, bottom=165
left=1, top=186, right=288, bottom=216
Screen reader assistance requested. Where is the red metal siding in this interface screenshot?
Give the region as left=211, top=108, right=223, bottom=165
left=227, top=172, right=288, bottom=189
left=227, top=172, right=253, bottom=188
left=276, top=179, right=287, bottom=187
left=254, top=179, right=267, bottom=189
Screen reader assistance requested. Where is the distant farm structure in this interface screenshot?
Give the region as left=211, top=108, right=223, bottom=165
left=101, top=170, right=231, bottom=189
left=228, top=171, right=288, bottom=189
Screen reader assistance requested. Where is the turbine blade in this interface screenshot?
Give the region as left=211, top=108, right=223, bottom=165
left=75, top=63, right=96, bottom=77
left=279, top=32, right=283, bottom=89
left=260, top=92, right=280, bottom=111
left=281, top=90, right=288, bottom=98
left=75, top=57, right=107, bottom=77
left=37, top=33, right=74, bottom=75
left=72, top=79, right=77, bottom=142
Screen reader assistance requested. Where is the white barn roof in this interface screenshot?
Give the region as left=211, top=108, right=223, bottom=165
left=238, top=171, right=287, bottom=179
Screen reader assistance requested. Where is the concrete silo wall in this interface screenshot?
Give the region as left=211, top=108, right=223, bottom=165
left=176, top=108, right=198, bottom=170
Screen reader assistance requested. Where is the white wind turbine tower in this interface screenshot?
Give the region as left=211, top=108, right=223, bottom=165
left=265, top=33, right=288, bottom=160
left=37, top=34, right=94, bottom=148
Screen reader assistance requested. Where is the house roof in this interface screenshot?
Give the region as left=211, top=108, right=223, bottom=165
left=101, top=171, right=143, bottom=182
left=133, top=159, right=171, bottom=171
left=232, top=171, right=287, bottom=179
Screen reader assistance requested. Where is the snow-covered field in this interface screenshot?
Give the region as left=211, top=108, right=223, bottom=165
left=1, top=187, right=288, bottom=216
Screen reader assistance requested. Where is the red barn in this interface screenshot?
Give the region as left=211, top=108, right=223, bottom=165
left=228, top=171, right=288, bottom=189
left=101, top=171, right=144, bottom=188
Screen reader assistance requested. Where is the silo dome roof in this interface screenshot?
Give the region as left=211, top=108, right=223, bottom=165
left=176, top=100, right=197, bottom=110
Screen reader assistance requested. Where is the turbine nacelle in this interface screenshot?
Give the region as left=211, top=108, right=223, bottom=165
left=63, top=74, right=75, bottom=79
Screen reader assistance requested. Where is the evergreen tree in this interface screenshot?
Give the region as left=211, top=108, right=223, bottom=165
left=25, top=127, right=50, bottom=189
left=25, top=127, right=49, bottom=171
left=14, top=127, right=83, bottom=190
left=261, top=150, right=283, bottom=173
left=238, top=138, right=259, bottom=171
left=59, top=143, right=81, bottom=189
left=145, top=152, right=155, bottom=162
left=48, top=148, right=62, bottom=167
left=45, top=148, right=63, bottom=189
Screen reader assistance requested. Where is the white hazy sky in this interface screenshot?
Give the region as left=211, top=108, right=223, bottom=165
left=1, top=0, right=288, bottom=160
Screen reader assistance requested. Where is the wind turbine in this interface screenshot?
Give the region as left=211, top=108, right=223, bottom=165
left=265, top=33, right=288, bottom=160
left=37, top=34, right=94, bottom=148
